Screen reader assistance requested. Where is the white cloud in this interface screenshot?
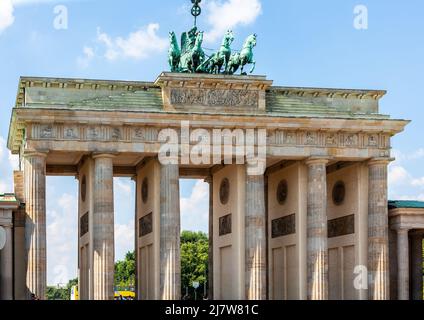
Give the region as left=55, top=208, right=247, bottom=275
left=115, top=178, right=132, bottom=194
left=388, top=165, right=410, bottom=186
left=412, top=177, right=424, bottom=187
left=8, top=153, right=19, bottom=170
left=46, top=192, right=78, bottom=285
left=113, top=178, right=135, bottom=260
left=96, top=23, right=168, bottom=61
left=0, top=0, right=15, bottom=34
left=77, top=46, right=95, bottom=68
left=1, top=0, right=79, bottom=34
left=12, top=0, right=75, bottom=6
left=391, top=148, right=424, bottom=164
left=0, top=136, right=15, bottom=193
left=205, top=0, right=262, bottom=43
left=388, top=161, right=424, bottom=201
left=180, top=180, right=209, bottom=233
left=115, top=221, right=134, bottom=261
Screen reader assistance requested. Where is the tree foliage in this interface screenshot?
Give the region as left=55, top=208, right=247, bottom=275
left=114, top=251, right=136, bottom=289
left=47, top=231, right=209, bottom=299
left=46, top=278, right=78, bottom=300
left=181, top=231, right=209, bottom=299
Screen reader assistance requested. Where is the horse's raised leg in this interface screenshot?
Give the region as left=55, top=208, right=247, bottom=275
left=250, top=60, right=256, bottom=74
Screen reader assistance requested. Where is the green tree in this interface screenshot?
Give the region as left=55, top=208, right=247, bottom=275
left=114, top=251, right=136, bottom=289
left=181, top=231, right=209, bottom=299
left=46, top=278, right=78, bottom=300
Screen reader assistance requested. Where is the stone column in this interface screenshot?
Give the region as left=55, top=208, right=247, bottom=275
left=92, top=154, right=115, bottom=300
left=396, top=229, right=409, bottom=300
left=24, top=152, right=47, bottom=300
left=368, top=158, right=391, bottom=300
left=411, top=232, right=423, bottom=300
left=0, top=224, right=13, bottom=300
left=160, top=162, right=181, bottom=300
left=306, top=158, right=329, bottom=300
left=205, top=176, right=214, bottom=300
left=245, top=171, right=267, bottom=300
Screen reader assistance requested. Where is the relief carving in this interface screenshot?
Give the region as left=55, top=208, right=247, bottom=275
left=344, top=134, right=358, bottom=146
left=134, top=128, right=144, bottom=140
left=328, top=214, right=355, bottom=238
left=65, top=127, right=77, bottom=139
left=111, top=128, right=121, bottom=140
left=41, top=125, right=53, bottom=138
left=305, top=132, right=317, bottom=145
left=219, top=214, right=232, bottom=236
left=139, top=213, right=153, bottom=237
left=325, top=133, right=338, bottom=146
left=170, top=88, right=259, bottom=108
left=285, top=132, right=296, bottom=145
left=80, top=212, right=89, bottom=237
left=271, top=214, right=296, bottom=238
left=368, top=134, right=378, bottom=147
left=88, top=127, right=99, bottom=139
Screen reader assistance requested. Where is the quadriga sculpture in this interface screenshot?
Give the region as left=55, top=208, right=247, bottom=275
left=226, top=34, right=257, bottom=75
left=168, top=27, right=257, bottom=75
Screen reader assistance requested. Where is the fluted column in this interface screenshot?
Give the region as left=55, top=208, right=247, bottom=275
left=160, top=162, right=181, bottom=300
left=205, top=176, right=214, bottom=300
left=24, top=152, right=47, bottom=300
left=396, top=229, right=409, bottom=300
left=411, top=232, right=423, bottom=300
left=245, top=170, right=266, bottom=300
left=0, top=223, right=13, bottom=300
left=92, top=154, right=115, bottom=300
left=368, top=158, right=391, bottom=300
left=306, top=158, right=329, bottom=300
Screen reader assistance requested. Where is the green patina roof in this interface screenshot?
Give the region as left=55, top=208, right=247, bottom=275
left=15, top=76, right=391, bottom=120
left=0, top=194, right=18, bottom=203
left=67, top=88, right=163, bottom=111
left=388, top=200, right=424, bottom=209
left=265, top=92, right=388, bottom=119
left=24, top=87, right=390, bottom=119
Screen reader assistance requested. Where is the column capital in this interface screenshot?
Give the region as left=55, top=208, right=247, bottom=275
left=204, top=176, right=212, bottom=184
left=23, top=150, right=48, bottom=159
left=305, top=156, right=331, bottom=166
left=396, top=228, right=410, bottom=235
left=92, top=153, right=118, bottom=160
left=368, top=157, right=394, bottom=167
left=0, top=221, right=13, bottom=228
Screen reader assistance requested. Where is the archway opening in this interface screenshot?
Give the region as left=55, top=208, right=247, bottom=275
left=46, top=176, right=78, bottom=300
left=180, top=179, right=210, bottom=300
left=113, top=177, right=136, bottom=299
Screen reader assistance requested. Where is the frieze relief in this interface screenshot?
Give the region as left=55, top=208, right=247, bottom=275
left=64, top=126, right=79, bottom=139
left=325, top=133, right=338, bottom=146
left=170, top=88, right=259, bottom=108
left=284, top=131, right=297, bottom=145
left=267, top=130, right=389, bottom=149
left=30, top=123, right=391, bottom=152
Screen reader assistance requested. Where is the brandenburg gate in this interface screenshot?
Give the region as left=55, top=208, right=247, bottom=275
left=2, top=1, right=418, bottom=301
left=6, top=70, right=409, bottom=300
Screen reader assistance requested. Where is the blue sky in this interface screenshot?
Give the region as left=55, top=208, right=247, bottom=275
left=0, top=0, right=423, bottom=285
